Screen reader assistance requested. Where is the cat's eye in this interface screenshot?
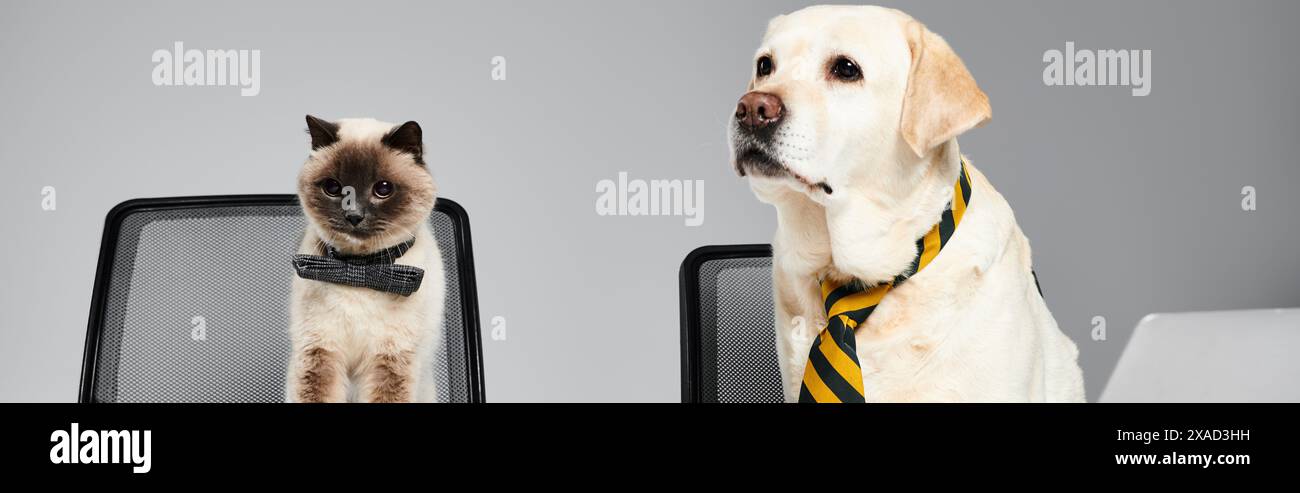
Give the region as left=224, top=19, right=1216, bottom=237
left=756, top=55, right=774, bottom=78
left=829, top=56, right=862, bottom=82
left=373, top=180, right=394, bottom=198
left=320, top=178, right=343, bottom=196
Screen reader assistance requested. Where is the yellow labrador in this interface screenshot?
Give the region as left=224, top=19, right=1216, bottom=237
left=729, top=5, right=1085, bottom=402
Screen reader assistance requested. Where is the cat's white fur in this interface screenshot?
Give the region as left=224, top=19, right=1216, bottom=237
left=286, top=118, right=445, bottom=403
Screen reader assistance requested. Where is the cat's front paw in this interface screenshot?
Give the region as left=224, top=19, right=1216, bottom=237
left=287, top=346, right=348, bottom=403
left=363, top=351, right=417, bottom=403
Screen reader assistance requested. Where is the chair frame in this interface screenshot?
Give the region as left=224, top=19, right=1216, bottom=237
left=78, top=194, right=486, bottom=403
left=678, top=244, right=772, bottom=403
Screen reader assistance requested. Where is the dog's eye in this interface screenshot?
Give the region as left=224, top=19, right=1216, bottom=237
left=756, top=55, right=774, bottom=77
left=372, top=180, right=394, bottom=198
left=829, top=56, right=862, bottom=82
left=320, top=178, right=343, bottom=197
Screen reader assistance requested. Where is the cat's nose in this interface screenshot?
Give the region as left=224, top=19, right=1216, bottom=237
left=345, top=213, right=364, bottom=226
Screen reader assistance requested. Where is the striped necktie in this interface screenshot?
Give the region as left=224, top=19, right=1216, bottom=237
left=798, top=160, right=973, bottom=403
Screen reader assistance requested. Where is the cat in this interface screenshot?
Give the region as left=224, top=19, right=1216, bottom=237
left=286, top=115, right=445, bottom=403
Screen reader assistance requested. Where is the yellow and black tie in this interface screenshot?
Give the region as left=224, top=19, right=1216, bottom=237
left=798, top=161, right=973, bottom=403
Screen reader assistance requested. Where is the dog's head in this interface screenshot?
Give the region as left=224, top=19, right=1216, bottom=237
left=729, top=5, right=990, bottom=202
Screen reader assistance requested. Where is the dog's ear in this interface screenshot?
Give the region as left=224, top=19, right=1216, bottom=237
left=899, top=21, right=991, bottom=158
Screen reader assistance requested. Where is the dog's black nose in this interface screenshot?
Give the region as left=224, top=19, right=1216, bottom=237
left=345, top=213, right=364, bottom=226
left=736, top=91, right=784, bottom=129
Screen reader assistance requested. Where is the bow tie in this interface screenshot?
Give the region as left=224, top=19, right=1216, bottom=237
left=799, top=160, right=973, bottom=403
left=291, top=237, right=425, bottom=296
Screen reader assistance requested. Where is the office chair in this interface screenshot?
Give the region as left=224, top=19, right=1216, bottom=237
left=80, top=195, right=484, bottom=402
left=679, top=244, right=783, bottom=403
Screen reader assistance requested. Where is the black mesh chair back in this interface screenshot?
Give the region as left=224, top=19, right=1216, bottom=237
left=80, top=195, right=484, bottom=403
left=679, top=244, right=782, bottom=403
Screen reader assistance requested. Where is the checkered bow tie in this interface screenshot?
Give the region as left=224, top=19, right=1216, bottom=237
left=291, top=237, right=425, bottom=296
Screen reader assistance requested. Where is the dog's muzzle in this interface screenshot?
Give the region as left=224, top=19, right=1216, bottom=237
left=731, top=91, right=788, bottom=178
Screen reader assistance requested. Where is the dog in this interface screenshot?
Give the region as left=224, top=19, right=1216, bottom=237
left=729, top=5, right=1085, bottom=402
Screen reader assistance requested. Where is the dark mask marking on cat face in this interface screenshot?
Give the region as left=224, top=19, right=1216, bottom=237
left=298, top=117, right=437, bottom=254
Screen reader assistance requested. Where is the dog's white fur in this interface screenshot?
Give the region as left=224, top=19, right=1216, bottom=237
left=732, top=6, right=1085, bottom=402
left=287, top=118, right=444, bottom=403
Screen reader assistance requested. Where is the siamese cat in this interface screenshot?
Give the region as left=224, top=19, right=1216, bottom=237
left=286, top=115, right=444, bottom=403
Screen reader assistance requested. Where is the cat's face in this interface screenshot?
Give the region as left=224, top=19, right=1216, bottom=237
left=297, top=116, right=437, bottom=254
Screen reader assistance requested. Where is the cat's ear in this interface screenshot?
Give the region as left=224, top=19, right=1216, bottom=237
left=382, top=121, right=424, bottom=165
left=305, top=115, right=339, bottom=151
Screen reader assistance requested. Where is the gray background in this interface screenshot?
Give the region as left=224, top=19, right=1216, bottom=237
left=2, top=0, right=1296, bottom=402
